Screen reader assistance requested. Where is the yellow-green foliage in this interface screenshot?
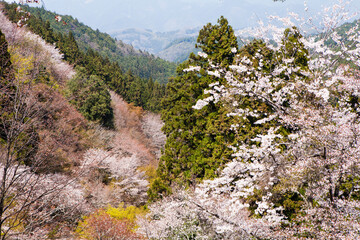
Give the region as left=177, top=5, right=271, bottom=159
left=76, top=210, right=109, bottom=240
left=9, top=46, right=60, bottom=88
left=1, top=196, right=26, bottom=235
left=106, top=203, right=148, bottom=225
left=76, top=204, right=147, bottom=238
left=9, top=47, right=34, bottom=83
left=76, top=213, right=96, bottom=240
left=76, top=205, right=147, bottom=239
left=138, top=164, right=157, bottom=184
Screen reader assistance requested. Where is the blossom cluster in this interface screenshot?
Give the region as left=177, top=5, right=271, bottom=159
left=144, top=1, right=360, bottom=238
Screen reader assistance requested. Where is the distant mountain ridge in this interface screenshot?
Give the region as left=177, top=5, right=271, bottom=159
left=109, top=27, right=248, bottom=63
left=110, top=28, right=199, bottom=52
left=158, top=36, right=198, bottom=63
left=110, top=28, right=199, bottom=62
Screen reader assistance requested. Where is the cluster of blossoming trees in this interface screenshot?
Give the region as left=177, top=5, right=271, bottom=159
left=2, top=0, right=360, bottom=238
left=143, top=1, right=360, bottom=239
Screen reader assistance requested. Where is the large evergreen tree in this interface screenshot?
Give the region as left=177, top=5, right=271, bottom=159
left=66, top=67, right=114, bottom=128
left=196, top=16, right=238, bottom=67
left=148, top=17, right=239, bottom=200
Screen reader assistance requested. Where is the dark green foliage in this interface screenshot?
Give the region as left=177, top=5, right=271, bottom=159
left=196, top=16, right=238, bottom=68
left=150, top=25, right=310, bottom=211
left=337, top=175, right=360, bottom=201
left=247, top=186, right=304, bottom=223
left=149, top=17, right=239, bottom=201
left=0, top=29, right=12, bottom=84
left=127, top=76, right=144, bottom=106
left=0, top=29, right=14, bottom=141
left=239, top=30, right=313, bottom=221
left=147, top=178, right=172, bottom=201
left=145, top=79, right=166, bottom=112
left=274, top=191, right=304, bottom=220
left=56, top=32, right=82, bottom=64
left=67, top=68, right=114, bottom=128
left=280, top=27, right=309, bottom=71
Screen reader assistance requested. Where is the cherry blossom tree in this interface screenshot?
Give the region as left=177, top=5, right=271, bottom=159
left=140, top=1, right=360, bottom=239
left=192, top=1, right=360, bottom=238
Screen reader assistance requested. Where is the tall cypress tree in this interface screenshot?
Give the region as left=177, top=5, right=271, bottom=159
left=196, top=16, right=238, bottom=67
left=148, top=17, right=239, bottom=200
left=62, top=31, right=82, bottom=65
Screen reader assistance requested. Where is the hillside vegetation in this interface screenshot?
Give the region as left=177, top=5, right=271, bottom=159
left=0, top=4, right=165, bottom=238
left=144, top=12, right=360, bottom=240
left=1, top=1, right=360, bottom=239
left=4, top=2, right=166, bottom=114
left=157, top=36, right=198, bottom=62
left=110, top=28, right=199, bottom=58
left=16, top=4, right=177, bottom=84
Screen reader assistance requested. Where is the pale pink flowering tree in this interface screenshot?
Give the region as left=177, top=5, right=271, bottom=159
left=140, top=1, right=360, bottom=239
left=192, top=1, right=360, bottom=238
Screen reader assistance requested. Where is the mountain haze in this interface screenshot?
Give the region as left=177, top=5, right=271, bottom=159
left=110, top=28, right=199, bottom=62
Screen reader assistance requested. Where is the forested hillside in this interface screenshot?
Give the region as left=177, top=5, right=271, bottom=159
left=110, top=28, right=199, bottom=61
left=4, top=2, right=167, bottom=113
left=12, top=4, right=177, bottom=84
left=1, top=0, right=360, bottom=239
left=144, top=11, right=360, bottom=240
left=157, top=36, right=198, bottom=62
left=110, top=28, right=251, bottom=63
left=0, top=3, right=165, bottom=238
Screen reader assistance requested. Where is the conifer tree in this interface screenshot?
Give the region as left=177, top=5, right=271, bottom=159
left=128, top=76, right=144, bottom=106
left=148, top=17, right=239, bottom=200
left=61, top=31, right=81, bottom=64
left=196, top=16, right=238, bottom=68
left=66, top=67, right=114, bottom=128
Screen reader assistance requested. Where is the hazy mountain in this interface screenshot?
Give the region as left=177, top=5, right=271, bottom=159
left=110, top=28, right=251, bottom=63
left=110, top=28, right=199, bottom=62
left=157, top=36, right=198, bottom=63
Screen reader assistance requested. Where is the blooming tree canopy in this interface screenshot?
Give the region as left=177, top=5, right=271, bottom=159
left=141, top=1, right=360, bottom=239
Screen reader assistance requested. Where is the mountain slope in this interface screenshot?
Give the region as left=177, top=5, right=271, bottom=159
left=110, top=28, right=252, bottom=63
left=21, top=5, right=177, bottom=84
left=4, top=2, right=167, bottom=113
left=0, top=6, right=165, bottom=238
